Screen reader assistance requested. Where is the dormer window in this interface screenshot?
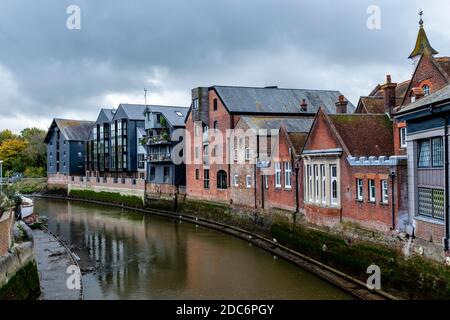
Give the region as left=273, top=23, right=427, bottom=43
left=422, top=84, right=430, bottom=96
left=175, top=111, right=183, bottom=117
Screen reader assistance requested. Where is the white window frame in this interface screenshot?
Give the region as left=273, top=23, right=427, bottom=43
left=245, top=148, right=251, bottom=161
left=400, top=127, right=407, bottom=148
left=357, top=179, right=363, bottom=201
left=314, top=165, right=319, bottom=203
left=284, top=162, right=292, bottom=189
left=264, top=175, right=269, bottom=189
left=381, top=180, right=389, bottom=204
left=193, top=98, right=199, bottom=109
left=275, top=162, right=282, bottom=188
left=194, top=124, right=199, bottom=137
left=369, top=179, right=376, bottom=203
left=234, top=174, right=239, bottom=187
left=330, top=165, right=338, bottom=206
left=308, top=165, right=313, bottom=202
left=246, top=175, right=252, bottom=188
left=320, top=165, right=326, bottom=205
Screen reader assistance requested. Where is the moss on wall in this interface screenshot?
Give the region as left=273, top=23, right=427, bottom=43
left=0, top=260, right=40, bottom=300
left=69, top=189, right=144, bottom=207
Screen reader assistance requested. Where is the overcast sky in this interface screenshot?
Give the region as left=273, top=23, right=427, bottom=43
left=0, top=0, right=448, bottom=132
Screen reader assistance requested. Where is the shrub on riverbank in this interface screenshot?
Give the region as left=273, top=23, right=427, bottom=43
left=12, top=178, right=47, bottom=195
left=0, top=261, right=40, bottom=300
left=69, top=189, right=144, bottom=207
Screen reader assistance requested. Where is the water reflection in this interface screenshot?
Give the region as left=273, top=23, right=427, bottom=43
left=35, top=198, right=352, bottom=300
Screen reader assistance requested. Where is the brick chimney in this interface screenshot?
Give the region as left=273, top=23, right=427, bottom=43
left=300, top=99, right=308, bottom=112
left=335, top=95, right=348, bottom=114
left=380, top=75, right=397, bottom=116
left=411, top=87, right=425, bottom=102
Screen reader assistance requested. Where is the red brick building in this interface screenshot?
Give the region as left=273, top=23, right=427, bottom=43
left=184, top=85, right=355, bottom=204
left=301, top=108, right=408, bottom=232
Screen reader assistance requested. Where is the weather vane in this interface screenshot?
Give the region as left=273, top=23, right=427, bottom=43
left=419, top=9, right=424, bottom=26
left=144, top=88, right=148, bottom=106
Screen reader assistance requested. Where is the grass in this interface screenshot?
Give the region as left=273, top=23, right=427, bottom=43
left=69, top=189, right=144, bottom=207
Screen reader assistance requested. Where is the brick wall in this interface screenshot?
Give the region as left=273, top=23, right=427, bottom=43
left=415, top=219, right=445, bottom=245
left=185, top=89, right=232, bottom=203
left=47, top=173, right=68, bottom=186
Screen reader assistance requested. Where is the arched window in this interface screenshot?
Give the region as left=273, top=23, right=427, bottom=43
left=422, top=85, right=430, bottom=96
left=217, top=170, right=228, bottom=189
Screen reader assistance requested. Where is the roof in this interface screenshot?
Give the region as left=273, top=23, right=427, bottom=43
left=240, top=116, right=314, bottom=133
left=409, top=25, right=439, bottom=59
left=137, top=127, right=146, bottom=136
left=287, top=132, right=309, bottom=155
left=144, top=105, right=188, bottom=127
left=44, top=118, right=95, bottom=143
left=96, top=108, right=115, bottom=124
left=328, top=114, right=394, bottom=157
left=358, top=96, right=385, bottom=114
left=395, top=83, right=450, bottom=115
left=212, top=85, right=355, bottom=115
left=115, top=104, right=147, bottom=120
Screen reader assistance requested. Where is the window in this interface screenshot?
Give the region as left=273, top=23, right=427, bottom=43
left=213, top=98, right=218, bottom=111
left=321, top=165, right=326, bottom=204
left=275, top=162, right=281, bottom=188
left=314, top=165, right=319, bottom=202
left=418, top=188, right=444, bottom=220
left=264, top=175, right=269, bottom=189
left=78, top=152, right=83, bottom=157
left=418, top=137, right=443, bottom=168
left=246, top=175, right=252, bottom=188
left=307, top=165, right=313, bottom=202
left=422, top=85, right=430, bottom=96
left=330, top=165, right=338, bottom=205
left=194, top=124, right=199, bottom=137
left=176, top=111, right=183, bottom=117
left=381, top=180, right=388, bottom=204
left=204, top=169, right=210, bottom=189
left=233, top=137, right=238, bottom=161
left=357, top=178, right=363, bottom=201
left=245, top=148, right=251, bottom=161
left=217, top=170, right=227, bottom=189
left=195, top=169, right=200, bottom=180
left=193, top=98, right=199, bottom=109
left=234, top=174, right=239, bottom=187
left=163, top=166, right=170, bottom=183
left=138, top=154, right=145, bottom=169
left=400, top=127, right=407, bottom=148
left=195, top=147, right=199, bottom=159
left=213, top=121, right=219, bottom=132
left=285, top=162, right=292, bottom=189
left=368, top=179, right=376, bottom=202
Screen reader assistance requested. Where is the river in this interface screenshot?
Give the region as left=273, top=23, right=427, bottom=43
left=34, top=198, right=353, bottom=300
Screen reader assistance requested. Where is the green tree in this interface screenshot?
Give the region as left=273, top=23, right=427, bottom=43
left=0, top=138, right=28, bottom=174
left=20, top=127, right=47, bottom=169
left=0, top=129, right=16, bottom=145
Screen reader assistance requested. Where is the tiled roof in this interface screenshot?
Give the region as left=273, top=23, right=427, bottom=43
left=328, top=114, right=394, bottom=157
left=395, top=83, right=450, bottom=115
left=45, top=118, right=95, bottom=143
left=287, top=132, right=308, bottom=155
left=144, top=105, right=188, bottom=127
left=359, top=96, right=385, bottom=114
left=409, top=26, right=439, bottom=58
left=240, top=116, right=314, bottom=133
left=213, top=85, right=355, bottom=115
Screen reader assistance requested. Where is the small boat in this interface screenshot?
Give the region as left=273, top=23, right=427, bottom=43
left=20, top=195, right=34, bottom=219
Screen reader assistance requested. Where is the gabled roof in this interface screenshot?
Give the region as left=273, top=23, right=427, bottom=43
left=44, top=118, right=95, bottom=143
left=144, top=105, right=188, bottom=127
left=212, top=85, right=356, bottom=115
left=327, top=113, right=394, bottom=157
left=96, top=108, right=115, bottom=124
left=114, top=104, right=146, bottom=121
left=357, top=96, right=385, bottom=114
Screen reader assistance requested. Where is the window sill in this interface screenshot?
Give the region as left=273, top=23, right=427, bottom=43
left=415, top=215, right=445, bottom=226
left=284, top=187, right=292, bottom=191
left=355, top=199, right=363, bottom=203
left=379, top=202, right=389, bottom=206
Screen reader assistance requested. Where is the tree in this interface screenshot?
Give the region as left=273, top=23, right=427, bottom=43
left=0, top=138, right=28, bottom=174
left=20, top=127, right=47, bottom=169
left=0, top=130, right=16, bottom=145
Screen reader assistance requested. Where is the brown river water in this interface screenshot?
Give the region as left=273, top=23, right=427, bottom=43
left=34, top=198, right=353, bottom=300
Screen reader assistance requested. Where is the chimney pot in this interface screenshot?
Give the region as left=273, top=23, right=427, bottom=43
left=381, top=75, right=397, bottom=116
left=386, top=75, right=392, bottom=84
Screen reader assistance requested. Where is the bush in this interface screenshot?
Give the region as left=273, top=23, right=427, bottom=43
left=69, top=189, right=144, bottom=207
left=23, top=167, right=46, bottom=178
left=12, top=178, right=47, bottom=194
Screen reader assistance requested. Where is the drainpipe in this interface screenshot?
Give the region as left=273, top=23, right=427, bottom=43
left=390, top=169, right=396, bottom=230
left=295, top=163, right=300, bottom=214
left=444, top=116, right=449, bottom=251
left=255, top=135, right=259, bottom=209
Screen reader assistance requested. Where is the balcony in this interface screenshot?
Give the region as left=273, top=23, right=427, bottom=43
left=146, top=134, right=171, bottom=145
left=148, top=153, right=172, bottom=162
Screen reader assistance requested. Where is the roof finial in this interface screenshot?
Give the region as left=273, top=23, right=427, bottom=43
left=419, top=9, right=424, bottom=27
left=144, top=88, right=148, bottom=106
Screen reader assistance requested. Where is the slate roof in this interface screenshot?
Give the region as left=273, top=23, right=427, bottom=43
left=212, top=85, right=355, bottom=115
left=117, top=104, right=147, bottom=120
left=395, top=83, right=450, bottom=115
left=328, top=114, right=394, bottom=157
left=240, top=116, right=314, bottom=133
left=44, top=118, right=95, bottom=143
left=144, top=105, right=188, bottom=127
